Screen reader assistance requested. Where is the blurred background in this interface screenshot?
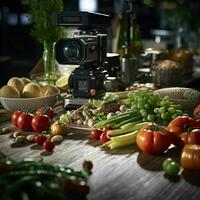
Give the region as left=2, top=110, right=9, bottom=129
left=0, top=0, right=200, bottom=87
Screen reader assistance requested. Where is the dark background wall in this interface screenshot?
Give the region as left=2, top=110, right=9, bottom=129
left=0, top=0, right=199, bottom=86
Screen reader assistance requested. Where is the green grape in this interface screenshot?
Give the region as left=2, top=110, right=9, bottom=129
left=144, top=104, right=150, bottom=109
left=176, top=110, right=183, bottom=116
left=163, top=96, right=171, bottom=101
left=125, top=99, right=131, bottom=107
left=168, top=107, right=176, bottom=113
left=174, top=104, right=182, bottom=110
left=148, top=99, right=153, bottom=105
left=154, top=108, right=159, bottom=113
left=172, top=114, right=178, bottom=119
left=142, top=112, right=148, bottom=118
left=140, top=109, right=147, bottom=114
left=159, top=107, right=165, bottom=113
left=161, top=112, right=168, bottom=119
left=147, top=114, right=155, bottom=122
left=137, top=103, right=144, bottom=109
left=131, top=104, right=137, bottom=110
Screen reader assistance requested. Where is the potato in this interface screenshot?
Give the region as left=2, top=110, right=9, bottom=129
left=0, top=85, right=20, bottom=98
left=7, top=77, right=25, bottom=94
left=40, top=84, right=59, bottom=96
left=22, top=83, right=41, bottom=98
left=20, top=77, right=31, bottom=85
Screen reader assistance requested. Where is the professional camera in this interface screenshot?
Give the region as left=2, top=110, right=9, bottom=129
left=54, top=11, right=117, bottom=98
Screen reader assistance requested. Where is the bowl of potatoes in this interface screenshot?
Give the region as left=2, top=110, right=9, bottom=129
left=0, top=77, right=60, bottom=111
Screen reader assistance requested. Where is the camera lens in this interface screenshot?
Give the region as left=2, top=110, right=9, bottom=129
left=63, top=41, right=80, bottom=61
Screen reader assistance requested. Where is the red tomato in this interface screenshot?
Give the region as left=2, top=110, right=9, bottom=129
left=167, top=116, right=198, bottom=135
left=17, top=112, right=33, bottom=131
left=136, top=124, right=172, bottom=154
left=34, top=135, right=47, bottom=145
left=90, top=89, right=96, bottom=97
left=90, top=129, right=103, bottom=140
left=31, top=115, right=51, bottom=133
left=11, top=111, right=21, bottom=127
left=181, top=144, right=200, bottom=170
left=167, top=116, right=200, bottom=147
left=35, top=107, right=54, bottom=119
left=102, top=126, right=113, bottom=134
left=83, top=160, right=93, bottom=171
left=43, top=140, right=55, bottom=151
left=100, top=132, right=110, bottom=144
left=193, top=104, right=200, bottom=118
left=179, top=129, right=200, bottom=146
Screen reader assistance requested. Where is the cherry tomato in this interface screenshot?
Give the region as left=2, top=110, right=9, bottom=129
left=43, top=140, right=55, bottom=151
left=83, top=160, right=93, bottom=172
left=31, top=115, right=51, bottom=133
left=35, top=107, right=54, bottom=119
left=34, top=135, right=47, bottom=145
left=102, top=126, right=113, bottom=134
left=163, top=160, right=180, bottom=177
left=11, top=111, right=21, bottom=127
left=136, top=124, right=172, bottom=154
left=17, top=112, right=33, bottom=131
left=162, top=158, right=174, bottom=170
left=90, top=89, right=96, bottom=97
left=90, top=129, right=103, bottom=140
left=181, top=144, right=200, bottom=170
left=100, top=132, right=110, bottom=144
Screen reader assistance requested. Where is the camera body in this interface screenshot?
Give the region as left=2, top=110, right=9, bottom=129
left=54, top=12, right=111, bottom=98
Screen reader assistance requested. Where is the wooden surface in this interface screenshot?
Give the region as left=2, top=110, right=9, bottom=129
left=1, top=115, right=200, bottom=200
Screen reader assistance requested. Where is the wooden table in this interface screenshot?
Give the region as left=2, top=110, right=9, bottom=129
left=0, top=113, right=200, bottom=200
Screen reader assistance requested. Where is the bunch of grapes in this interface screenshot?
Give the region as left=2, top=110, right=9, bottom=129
left=127, top=90, right=185, bottom=126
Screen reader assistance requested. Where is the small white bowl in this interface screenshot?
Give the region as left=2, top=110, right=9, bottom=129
left=0, top=94, right=59, bottom=112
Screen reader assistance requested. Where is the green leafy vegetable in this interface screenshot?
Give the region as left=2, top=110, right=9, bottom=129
left=22, top=0, right=64, bottom=44
left=0, top=159, right=91, bottom=200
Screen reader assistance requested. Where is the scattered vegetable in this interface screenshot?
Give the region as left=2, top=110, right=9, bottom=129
left=107, top=122, right=149, bottom=137
left=181, top=144, right=200, bottom=170
left=26, top=134, right=35, bottom=142
left=11, top=111, right=22, bottom=127
left=31, top=114, right=51, bottom=133
left=179, top=129, right=200, bottom=146
left=83, top=160, right=93, bottom=173
left=43, top=140, right=55, bottom=151
left=50, top=121, right=68, bottom=135
left=35, top=106, right=54, bottom=119
left=163, top=158, right=181, bottom=176
left=136, top=123, right=172, bottom=154
left=0, top=159, right=91, bottom=200
left=34, top=135, right=47, bottom=145
left=17, top=112, right=33, bottom=131
left=167, top=116, right=200, bottom=147
left=167, top=116, right=199, bottom=135
left=51, top=135, right=64, bottom=143
left=100, top=132, right=110, bottom=144
left=90, top=129, right=103, bottom=140
left=103, top=130, right=138, bottom=149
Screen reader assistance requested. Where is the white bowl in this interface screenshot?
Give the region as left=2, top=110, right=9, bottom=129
left=0, top=94, right=59, bottom=112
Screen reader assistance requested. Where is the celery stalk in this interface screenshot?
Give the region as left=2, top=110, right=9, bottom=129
left=108, top=140, right=135, bottom=149
left=107, top=121, right=149, bottom=137
left=110, top=130, right=138, bottom=143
